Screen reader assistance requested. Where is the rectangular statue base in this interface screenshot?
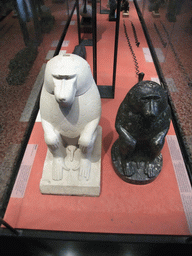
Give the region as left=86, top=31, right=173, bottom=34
left=123, top=11, right=129, bottom=17
left=152, top=11, right=160, bottom=18
left=40, top=126, right=102, bottom=196
left=80, top=17, right=92, bottom=34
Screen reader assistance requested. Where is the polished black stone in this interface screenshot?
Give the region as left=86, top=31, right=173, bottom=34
left=111, top=80, right=171, bottom=184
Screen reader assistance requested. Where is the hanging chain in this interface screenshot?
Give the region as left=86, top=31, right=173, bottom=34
left=161, top=22, right=192, bottom=86
left=154, top=23, right=167, bottom=48
left=131, top=21, right=140, bottom=47
left=123, top=20, right=140, bottom=76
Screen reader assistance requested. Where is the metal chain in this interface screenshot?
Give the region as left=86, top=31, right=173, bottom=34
left=123, top=20, right=140, bottom=76
left=161, top=22, right=192, bottom=86
left=131, top=21, right=140, bottom=47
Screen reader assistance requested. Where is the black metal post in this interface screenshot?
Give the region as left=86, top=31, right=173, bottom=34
left=76, top=0, right=81, bottom=44
left=112, top=0, right=121, bottom=96
left=92, top=0, right=97, bottom=84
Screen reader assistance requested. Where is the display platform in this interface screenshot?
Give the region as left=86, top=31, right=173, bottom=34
left=2, top=0, right=192, bottom=239
left=3, top=102, right=192, bottom=236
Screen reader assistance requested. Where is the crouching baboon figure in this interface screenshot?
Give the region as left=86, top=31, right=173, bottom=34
left=111, top=80, right=171, bottom=184
left=40, top=54, right=101, bottom=183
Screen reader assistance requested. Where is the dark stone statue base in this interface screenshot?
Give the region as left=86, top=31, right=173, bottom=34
left=80, top=17, right=92, bottom=33
left=109, top=13, right=116, bottom=21
left=111, top=139, right=163, bottom=185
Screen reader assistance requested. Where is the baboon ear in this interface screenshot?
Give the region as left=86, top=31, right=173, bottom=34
left=43, top=63, right=55, bottom=94
left=43, top=77, right=54, bottom=94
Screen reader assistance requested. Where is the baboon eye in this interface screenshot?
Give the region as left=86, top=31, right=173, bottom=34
left=140, top=97, right=149, bottom=103
left=141, top=95, right=161, bottom=102
left=52, top=74, right=76, bottom=80
left=63, top=76, right=70, bottom=80
left=153, top=96, right=161, bottom=100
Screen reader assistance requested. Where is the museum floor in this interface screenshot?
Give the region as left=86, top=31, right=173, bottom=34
left=0, top=0, right=192, bottom=255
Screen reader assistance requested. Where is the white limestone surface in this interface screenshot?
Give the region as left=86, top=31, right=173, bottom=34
left=40, top=126, right=102, bottom=196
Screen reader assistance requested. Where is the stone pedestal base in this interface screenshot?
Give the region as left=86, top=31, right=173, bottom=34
left=40, top=126, right=102, bottom=196
left=109, top=12, right=116, bottom=21
left=123, top=11, right=129, bottom=17
left=80, top=17, right=92, bottom=33
left=152, top=11, right=160, bottom=18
